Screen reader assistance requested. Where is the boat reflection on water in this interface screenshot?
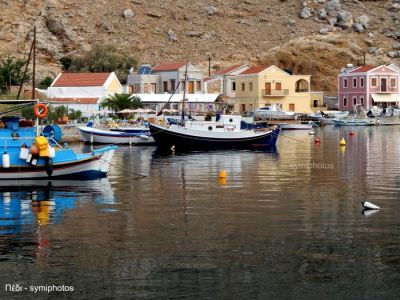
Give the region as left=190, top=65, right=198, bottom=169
left=0, top=179, right=116, bottom=236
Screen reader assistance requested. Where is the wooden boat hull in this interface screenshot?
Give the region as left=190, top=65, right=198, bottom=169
left=78, top=127, right=155, bottom=145
left=149, top=123, right=280, bottom=151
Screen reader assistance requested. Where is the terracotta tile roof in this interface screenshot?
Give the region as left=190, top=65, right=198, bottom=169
left=47, top=97, right=100, bottom=104
left=215, top=64, right=244, bottom=75
left=52, top=73, right=111, bottom=87
left=239, top=65, right=270, bottom=75
left=349, top=65, right=378, bottom=73
left=152, top=61, right=187, bottom=72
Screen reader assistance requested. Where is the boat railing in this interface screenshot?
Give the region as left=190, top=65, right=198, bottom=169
left=0, top=136, right=65, bottom=150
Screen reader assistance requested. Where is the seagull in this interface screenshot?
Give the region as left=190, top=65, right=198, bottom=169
left=361, top=201, right=380, bottom=210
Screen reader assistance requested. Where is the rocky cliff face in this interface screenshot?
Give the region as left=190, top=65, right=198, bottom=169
left=0, top=0, right=399, bottom=94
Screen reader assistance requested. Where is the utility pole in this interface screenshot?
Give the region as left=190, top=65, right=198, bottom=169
left=32, top=26, right=36, bottom=100
left=17, top=27, right=35, bottom=100
left=208, top=55, right=211, bottom=77
left=363, top=52, right=366, bottom=66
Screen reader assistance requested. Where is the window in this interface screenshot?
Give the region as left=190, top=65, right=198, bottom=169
left=241, top=104, right=246, bottom=111
left=313, top=100, right=319, bottom=107
left=343, top=79, right=348, bottom=88
left=371, top=78, right=377, bottom=87
left=196, top=80, right=201, bottom=92
left=275, top=82, right=282, bottom=90
left=232, top=81, right=236, bottom=91
left=249, top=82, right=253, bottom=91
left=241, top=82, right=245, bottom=91
left=289, top=104, right=295, bottom=112
left=390, top=78, right=396, bottom=87
left=360, top=96, right=364, bottom=106
left=170, top=79, right=176, bottom=91
left=163, top=81, right=168, bottom=92
left=343, top=95, right=348, bottom=107
left=353, top=78, right=357, bottom=88
left=144, top=83, right=149, bottom=93
left=360, top=78, right=364, bottom=87
left=353, top=96, right=357, bottom=106
left=151, top=83, right=156, bottom=93
left=295, top=79, right=309, bottom=92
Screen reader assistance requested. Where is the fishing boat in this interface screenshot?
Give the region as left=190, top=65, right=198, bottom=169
left=278, top=122, right=316, bottom=130
left=254, top=104, right=296, bottom=120
left=0, top=100, right=117, bottom=180
left=150, top=61, right=280, bottom=151
left=149, top=114, right=280, bottom=150
left=333, top=118, right=376, bottom=126
left=77, top=125, right=155, bottom=144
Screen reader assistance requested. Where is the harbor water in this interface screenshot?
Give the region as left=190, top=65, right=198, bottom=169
left=1, top=126, right=400, bottom=299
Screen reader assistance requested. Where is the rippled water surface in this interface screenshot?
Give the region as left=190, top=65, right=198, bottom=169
left=1, top=126, right=400, bottom=299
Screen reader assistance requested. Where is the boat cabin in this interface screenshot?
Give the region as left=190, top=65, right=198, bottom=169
left=184, top=115, right=242, bottom=132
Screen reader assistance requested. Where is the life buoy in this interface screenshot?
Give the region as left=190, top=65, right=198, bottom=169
left=33, top=103, right=48, bottom=118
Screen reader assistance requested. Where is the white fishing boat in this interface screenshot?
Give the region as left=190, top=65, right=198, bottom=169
left=254, top=104, right=296, bottom=120
left=278, top=122, right=316, bottom=130
left=78, top=126, right=155, bottom=145
left=333, top=118, right=376, bottom=126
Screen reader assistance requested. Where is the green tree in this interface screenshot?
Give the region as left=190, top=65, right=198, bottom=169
left=101, top=94, right=143, bottom=112
left=60, top=56, right=72, bottom=71
left=68, top=44, right=137, bottom=83
left=0, top=55, right=30, bottom=93
left=38, top=76, right=54, bottom=89
left=68, top=108, right=83, bottom=121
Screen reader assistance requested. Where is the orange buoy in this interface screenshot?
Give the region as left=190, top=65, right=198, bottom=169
left=314, top=137, right=320, bottom=143
left=219, top=170, right=227, bottom=178
left=30, top=144, right=39, bottom=155
left=33, top=103, right=48, bottom=118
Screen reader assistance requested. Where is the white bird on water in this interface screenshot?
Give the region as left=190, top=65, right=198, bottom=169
left=361, top=201, right=380, bottom=210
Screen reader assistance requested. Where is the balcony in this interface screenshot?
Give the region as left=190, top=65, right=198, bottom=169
left=374, top=86, right=397, bottom=93
left=262, top=89, right=289, bottom=97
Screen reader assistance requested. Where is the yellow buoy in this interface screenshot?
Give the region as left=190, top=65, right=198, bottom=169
left=219, top=170, right=227, bottom=178
left=340, top=137, right=346, bottom=146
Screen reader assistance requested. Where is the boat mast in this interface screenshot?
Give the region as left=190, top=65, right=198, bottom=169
left=181, top=61, right=189, bottom=122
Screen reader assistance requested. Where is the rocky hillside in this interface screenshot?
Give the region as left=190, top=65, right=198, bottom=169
left=0, top=0, right=399, bottom=94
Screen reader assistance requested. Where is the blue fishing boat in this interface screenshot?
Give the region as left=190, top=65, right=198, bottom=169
left=0, top=100, right=117, bottom=180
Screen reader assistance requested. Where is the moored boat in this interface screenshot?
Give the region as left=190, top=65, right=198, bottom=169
left=149, top=115, right=280, bottom=151
left=0, top=100, right=117, bottom=180
left=78, top=126, right=155, bottom=144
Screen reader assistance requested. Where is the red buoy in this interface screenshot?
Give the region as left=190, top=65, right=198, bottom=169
left=349, top=131, right=355, bottom=136
left=314, top=137, right=321, bottom=143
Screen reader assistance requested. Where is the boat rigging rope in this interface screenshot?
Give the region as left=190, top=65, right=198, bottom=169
left=270, top=131, right=305, bottom=143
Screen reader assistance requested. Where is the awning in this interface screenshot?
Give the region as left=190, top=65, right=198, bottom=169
left=371, top=94, right=400, bottom=103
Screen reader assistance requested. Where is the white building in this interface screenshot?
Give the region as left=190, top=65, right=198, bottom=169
left=45, top=72, right=123, bottom=117
left=127, top=62, right=204, bottom=95
left=133, top=93, right=222, bottom=113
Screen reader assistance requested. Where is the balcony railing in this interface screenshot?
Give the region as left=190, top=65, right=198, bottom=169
left=262, top=89, right=289, bottom=97
left=373, top=86, right=397, bottom=93
left=295, top=88, right=309, bottom=93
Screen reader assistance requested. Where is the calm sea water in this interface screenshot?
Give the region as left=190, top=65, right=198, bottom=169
left=1, top=126, right=400, bottom=299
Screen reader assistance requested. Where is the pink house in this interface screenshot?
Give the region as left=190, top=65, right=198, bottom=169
left=338, top=65, right=400, bottom=111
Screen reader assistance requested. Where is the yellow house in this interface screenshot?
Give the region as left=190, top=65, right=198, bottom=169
left=310, top=91, right=327, bottom=112
left=234, top=65, right=312, bottom=113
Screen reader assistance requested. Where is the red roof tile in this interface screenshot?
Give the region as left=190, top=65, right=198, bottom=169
left=48, top=97, right=100, bottom=104
left=152, top=61, right=187, bottom=72
left=52, top=73, right=111, bottom=87
left=215, top=64, right=244, bottom=75
left=349, top=65, right=378, bottom=73
left=239, top=65, right=270, bottom=75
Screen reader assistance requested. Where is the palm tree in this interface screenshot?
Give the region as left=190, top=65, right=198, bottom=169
left=101, top=94, right=143, bottom=112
